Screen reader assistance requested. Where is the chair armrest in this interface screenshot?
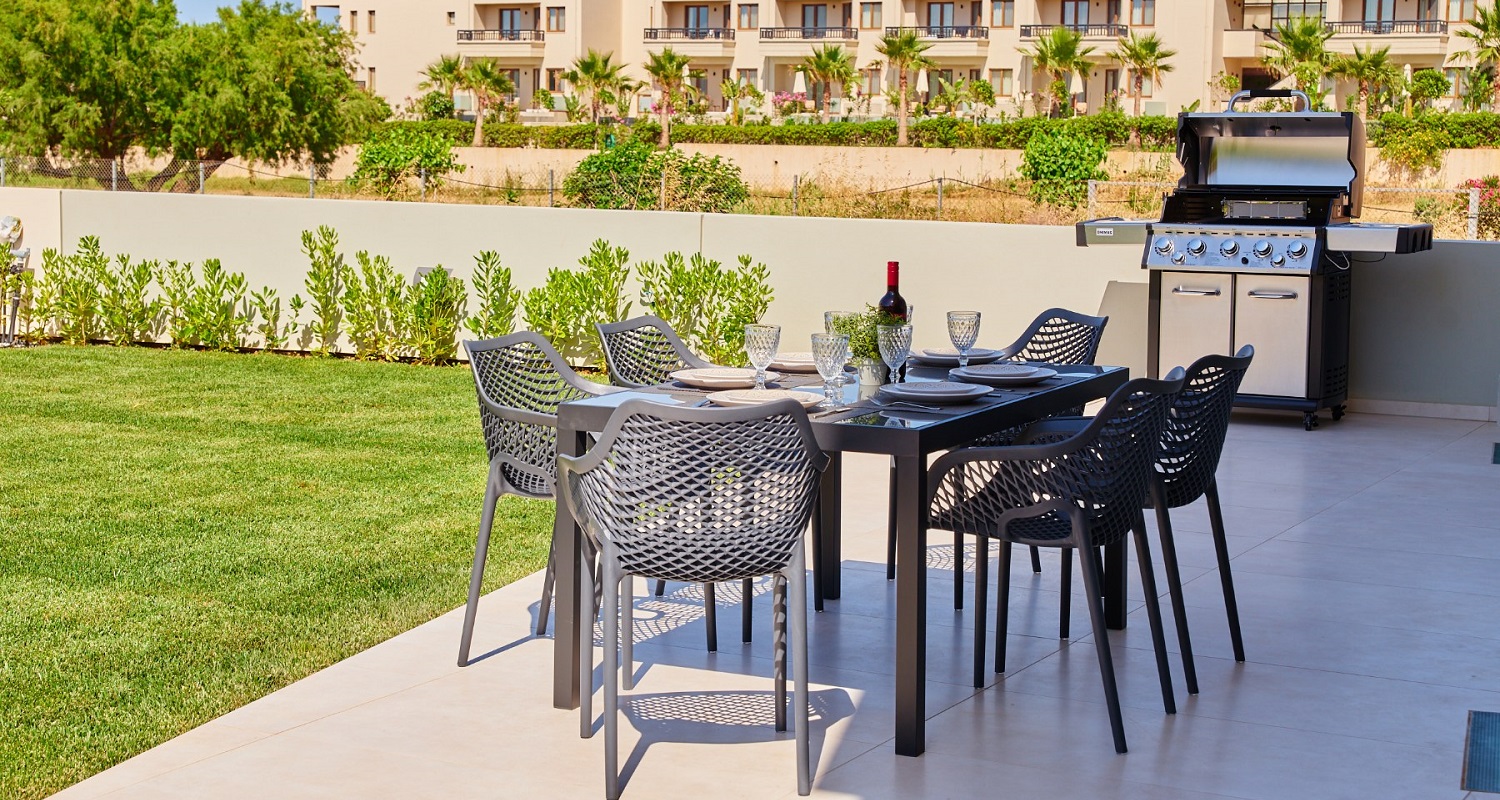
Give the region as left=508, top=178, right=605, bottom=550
left=477, top=396, right=558, bottom=428
left=1012, top=417, right=1089, bottom=445
left=927, top=434, right=1094, bottom=509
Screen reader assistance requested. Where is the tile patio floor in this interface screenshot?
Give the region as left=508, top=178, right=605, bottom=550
left=55, top=412, right=1500, bottom=799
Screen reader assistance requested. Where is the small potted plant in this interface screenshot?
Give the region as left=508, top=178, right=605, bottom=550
left=827, top=305, right=905, bottom=386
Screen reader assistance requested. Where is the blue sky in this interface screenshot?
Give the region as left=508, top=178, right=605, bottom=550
left=176, top=0, right=231, bottom=24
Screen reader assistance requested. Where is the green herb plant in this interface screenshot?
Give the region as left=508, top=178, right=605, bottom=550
left=827, top=305, right=905, bottom=362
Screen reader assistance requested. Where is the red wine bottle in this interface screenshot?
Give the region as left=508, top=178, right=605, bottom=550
left=878, top=261, right=908, bottom=321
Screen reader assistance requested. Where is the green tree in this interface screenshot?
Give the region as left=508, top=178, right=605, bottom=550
left=797, top=44, right=857, bottom=123
left=419, top=54, right=465, bottom=102
left=1454, top=3, right=1500, bottom=110
left=458, top=59, right=515, bottom=147
left=1020, top=26, right=1098, bottom=117
left=563, top=49, right=626, bottom=123
left=1330, top=45, right=1400, bottom=119
left=1261, top=15, right=1333, bottom=107
left=1408, top=68, right=1451, bottom=112
left=643, top=48, right=694, bottom=147
left=0, top=0, right=383, bottom=190
left=1112, top=32, right=1176, bottom=118
left=876, top=31, right=934, bottom=145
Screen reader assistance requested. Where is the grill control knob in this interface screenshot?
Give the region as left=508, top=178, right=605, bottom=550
left=1219, top=240, right=1240, bottom=257
left=1186, top=238, right=1207, bottom=256
left=1170, top=252, right=1186, bottom=265
left=1271, top=255, right=1287, bottom=268
left=1252, top=240, right=1273, bottom=259
left=1153, top=238, right=1174, bottom=256
left=1287, top=241, right=1309, bottom=260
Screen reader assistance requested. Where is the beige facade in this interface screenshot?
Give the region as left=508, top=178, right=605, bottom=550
left=304, top=0, right=1487, bottom=116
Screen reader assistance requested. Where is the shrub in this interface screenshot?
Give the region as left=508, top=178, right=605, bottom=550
left=250, top=286, right=299, bottom=351
left=301, top=226, right=346, bottom=356
left=98, top=250, right=160, bottom=346
left=522, top=239, right=632, bottom=364
left=342, top=250, right=406, bottom=361
left=350, top=125, right=464, bottom=199
left=416, top=90, right=456, bottom=121
left=1020, top=129, right=1108, bottom=208
left=185, top=259, right=250, bottom=351
left=155, top=259, right=197, bottom=347
left=1460, top=176, right=1500, bottom=239
left=373, top=119, right=474, bottom=145
left=466, top=250, right=520, bottom=339
left=1408, top=70, right=1451, bottom=113
left=404, top=268, right=467, bottom=364
left=36, top=244, right=103, bottom=344
left=636, top=252, right=772, bottom=367
left=563, top=141, right=748, bottom=213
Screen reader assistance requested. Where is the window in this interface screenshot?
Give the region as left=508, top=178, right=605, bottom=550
left=1104, top=68, right=1120, bottom=96
left=348, top=9, right=358, bottom=31
left=991, top=0, right=1013, bottom=26
left=1364, top=0, right=1394, bottom=20
left=1061, top=0, right=1088, bottom=25
left=446, top=11, right=455, bottom=25
left=738, top=3, right=759, bottom=28
left=547, top=68, right=565, bottom=92
left=367, top=9, right=375, bottom=32
left=1446, top=67, right=1465, bottom=96
left=990, top=68, right=1013, bottom=96
left=1417, top=0, right=1442, bottom=19
left=366, top=66, right=376, bottom=91
left=801, top=4, right=827, bottom=28
left=861, top=67, right=880, bottom=94
left=860, top=2, right=882, bottom=28
left=843, top=2, right=853, bottom=26
left=1136, top=71, right=1154, bottom=97
left=1448, top=0, right=1477, bottom=19
left=1106, top=0, right=1121, bottom=24
left=546, top=7, right=565, bottom=31
left=927, top=2, right=954, bottom=28
left=686, top=5, right=710, bottom=29
left=1131, top=0, right=1155, bottom=25
left=498, top=8, right=521, bottom=30
left=1271, top=2, right=1324, bottom=23
left=505, top=69, right=521, bottom=99
left=969, top=68, right=981, bottom=81
left=737, top=68, right=759, bottom=87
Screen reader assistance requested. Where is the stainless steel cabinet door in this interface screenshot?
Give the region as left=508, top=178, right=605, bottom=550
left=1234, top=275, right=1310, bottom=397
left=1158, top=271, right=1233, bottom=376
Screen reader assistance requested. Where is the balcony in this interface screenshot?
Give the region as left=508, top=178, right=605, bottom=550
left=1020, top=23, right=1128, bottom=38
left=456, top=28, right=547, bottom=57
left=885, top=25, right=990, bottom=57
left=643, top=27, right=736, bottom=58
left=758, top=26, right=859, bottom=55
left=1325, top=19, right=1449, bottom=56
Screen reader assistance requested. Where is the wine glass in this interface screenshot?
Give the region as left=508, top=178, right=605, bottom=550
left=812, top=333, right=849, bottom=410
left=744, top=324, right=780, bottom=390
left=877, top=324, right=913, bottom=384
left=947, top=311, right=981, bottom=368
left=824, top=311, right=860, bottom=385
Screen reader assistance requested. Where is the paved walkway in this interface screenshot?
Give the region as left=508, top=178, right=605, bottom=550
left=56, top=413, right=1500, bottom=799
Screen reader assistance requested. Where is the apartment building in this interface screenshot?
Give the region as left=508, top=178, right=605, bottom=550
left=305, top=0, right=1487, bottom=117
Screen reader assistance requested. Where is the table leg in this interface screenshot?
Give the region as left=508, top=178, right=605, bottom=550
left=1103, top=538, right=1128, bottom=631
left=552, top=429, right=587, bottom=710
left=893, top=453, right=927, bottom=757
left=818, top=452, right=842, bottom=601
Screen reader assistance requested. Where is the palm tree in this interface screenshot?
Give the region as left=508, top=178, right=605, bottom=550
left=876, top=31, right=934, bottom=145
left=796, top=44, right=858, bottom=123
left=563, top=49, right=625, bottom=123
left=643, top=48, right=693, bottom=147
left=419, top=54, right=466, bottom=104
left=1454, top=3, right=1500, bottom=111
left=932, top=77, right=970, bottom=118
left=1112, top=32, right=1176, bottom=118
left=458, top=60, right=515, bottom=147
left=609, top=76, right=647, bottom=118
left=1329, top=44, right=1400, bottom=119
left=1261, top=15, right=1333, bottom=107
left=1020, top=26, right=1096, bottom=116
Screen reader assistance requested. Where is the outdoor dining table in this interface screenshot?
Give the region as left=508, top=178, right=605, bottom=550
left=550, top=362, right=1130, bottom=757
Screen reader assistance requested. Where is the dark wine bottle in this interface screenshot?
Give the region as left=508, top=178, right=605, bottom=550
left=878, top=261, right=908, bottom=321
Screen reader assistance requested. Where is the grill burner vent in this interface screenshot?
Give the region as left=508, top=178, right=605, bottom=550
left=1224, top=200, right=1307, bottom=220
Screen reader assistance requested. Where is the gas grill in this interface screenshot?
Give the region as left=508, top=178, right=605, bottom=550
left=1078, top=89, right=1433, bottom=430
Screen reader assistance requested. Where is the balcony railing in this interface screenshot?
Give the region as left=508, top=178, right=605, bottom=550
left=644, top=27, right=736, bottom=40
left=1325, top=19, right=1448, bottom=35
left=457, top=29, right=545, bottom=41
left=1020, top=23, right=1128, bottom=37
left=884, top=25, right=989, bottom=39
left=758, top=26, right=859, bottom=40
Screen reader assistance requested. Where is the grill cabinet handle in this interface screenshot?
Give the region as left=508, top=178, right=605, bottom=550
left=1247, top=289, right=1299, bottom=300
left=1172, top=286, right=1222, bottom=296
left=1227, top=89, right=1311, bottom=112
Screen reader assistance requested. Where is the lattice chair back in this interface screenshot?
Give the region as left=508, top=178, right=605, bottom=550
left=597, top=315, right=713, bottom=388
left=929, top=370, right=1183, bottom=549
left=465, top=332, right=604, bottom=498
left=1155, top=345, right=1254, bottom=509
left=1003, top=307, right=1109, bottom=365
left=561, top=399, right=828, bottom=583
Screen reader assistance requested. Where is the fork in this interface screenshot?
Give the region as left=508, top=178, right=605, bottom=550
left=870, top=397, right=945, bottom=412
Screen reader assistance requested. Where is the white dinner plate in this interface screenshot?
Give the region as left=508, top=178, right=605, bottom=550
left=707, top=389, right=822, bottom=409
left=909, top=347, right=1003, bottom=367
left=949, top=365, right=1057, bottom=387
left=670, top=368, right=778, bottom=389
left=878, top=381, right=991, bottom=404
left=770, top=352, right=820, bottom=373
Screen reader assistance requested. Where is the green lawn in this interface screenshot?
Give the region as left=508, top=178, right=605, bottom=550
left=0, top=346, right=553, bottom=799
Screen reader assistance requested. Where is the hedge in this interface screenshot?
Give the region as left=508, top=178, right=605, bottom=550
left=1370, top=112, right=1500, bottom=150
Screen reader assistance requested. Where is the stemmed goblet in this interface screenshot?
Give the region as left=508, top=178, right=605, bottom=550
left=744, top=324, right=781, bottom=390
left=811, top=333, right=850, bottom=410
left=877, top=324, right=913, bottom=385
left=824, top=311, right=860, bottom=385
left=947, top=311, right=981, bottom=368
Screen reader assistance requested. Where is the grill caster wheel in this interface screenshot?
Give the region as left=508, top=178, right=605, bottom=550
left=1331, top=405, right=1346, bottom=421
left=1303, top=413, right=1319, bottom=431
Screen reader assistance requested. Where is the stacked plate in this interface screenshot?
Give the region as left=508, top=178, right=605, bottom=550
left=950, top=363, right=1057, bottom=387
left=909, top=347, right=1004, bottom=367
left=670, top=368, right=778, bottom=389
left=878, top=381, right=991, bottom=405
left=707, top=389, right=822, bottom=409
left=769, top=352, right=819, bottom=373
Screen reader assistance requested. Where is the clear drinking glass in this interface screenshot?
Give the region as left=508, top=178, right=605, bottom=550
left=812, top=333, right=850, bottom=410
left=877, top=324, right=913, bottom=384
left=824, top=311, right=860, bottom=385
left=744, top=324, right=781, bottom=389
left=947, top=311, right=981, bottom=368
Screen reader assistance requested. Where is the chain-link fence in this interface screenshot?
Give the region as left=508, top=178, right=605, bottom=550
left=1086, top=180, right=1491, bottom=240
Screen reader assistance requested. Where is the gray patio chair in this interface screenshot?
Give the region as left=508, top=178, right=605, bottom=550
left=927, top=370, right=1184, bottom=754
left=457, top=332, right=623, bottom=666
left=560, top=398, right=828, bottom=799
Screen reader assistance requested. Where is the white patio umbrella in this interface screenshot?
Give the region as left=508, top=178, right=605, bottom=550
left=915, top=69, right=929, bottom=95
left=793, top=69, right=807, bottom=95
